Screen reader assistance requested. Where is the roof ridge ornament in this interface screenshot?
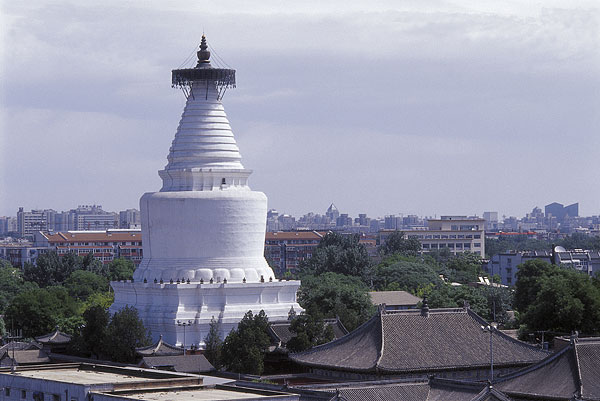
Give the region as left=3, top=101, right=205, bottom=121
left=421, top=297, right=430, bottom=317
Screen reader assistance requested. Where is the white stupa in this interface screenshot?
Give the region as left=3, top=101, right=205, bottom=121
left=110, top=36, right=302, bottom=347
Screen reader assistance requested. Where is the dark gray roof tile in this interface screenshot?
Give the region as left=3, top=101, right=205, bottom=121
left=291, top=308, right=548, bottom=373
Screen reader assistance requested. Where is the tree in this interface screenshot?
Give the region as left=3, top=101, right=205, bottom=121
left=379, top=231, right=421, bottom=257
left=519, top=268, right=600, bottom=335
left=298, top=272, right=374, bottom=331
left=64, top=270, right=109, bottom=301
left=286, top=312, right=335, bottom=353
left=221, top=310, right=271, bottom=374
left=24, top=251, right=83, bottom=287
left=106, top=306, right=152, bottom=363
left=372, top=255, right=442, bottom=293
left=0, top=261, right=37, bottom=313
left=82, top=252, right=108, bottom=277
left=514, top=260, right=556, bottom=312
left=204, top=317, right=223, bottom=370
left=80, top=305, right=110, bottom=359
left=445, top=252, right=482, bottom=284
left=4, top=286, right=80, bottom=337
left=298, top=232, right=371, bottom=278
left=514, top=259, right=600, bottom=335
left=108, top=258, right=136, bottom=281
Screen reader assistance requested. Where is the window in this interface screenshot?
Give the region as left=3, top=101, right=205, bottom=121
left=474, top=243, right=481, bottom=247
left=474, top=234, right=481, bottom=239
left=507, top=277, right=512, bottom=284
left=422, top=244, right=430, bottom=249
left=464, top=243, right=471, bottom=249
left=22, top=390, right=26, bottom=399
left=52, top=395, right=60, bottom=401
left=5, top=388, right=10, bottom=397
left=456, top=243, right=463, bottom=248
left=448, top=243, right=455, bottom=248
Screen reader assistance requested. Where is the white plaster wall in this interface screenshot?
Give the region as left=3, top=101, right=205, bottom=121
left=110, top=280, right=302, bottom=346
left=133, top=188, right=274, bottom=283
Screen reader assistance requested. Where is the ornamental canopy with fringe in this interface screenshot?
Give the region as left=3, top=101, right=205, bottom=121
left=171, top=34, right=236, bottom=99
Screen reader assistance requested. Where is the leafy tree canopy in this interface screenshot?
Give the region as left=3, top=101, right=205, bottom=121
left=426, top=284, right=513, bottom=324
left=298, top=272, right=374, bottom=331
left=204, top=317, right=223, bottom=370
left=372, top=255, right=442, bottom=293
left=222, top=310, right=271, bottom=375
left=515, top=260, right=600, bottom=335
left=5, top=286, right=80, bottom=337
left=0, top=262, right=38, bottom=313
left=106, top=306, right=152, bottom=363
left=379, top=231, right=421, bottom=257
left=64, top=270, right=109, bottom=301
left=286, top=312, right=334, bottom=353
left=298, top=232, right=371, bottom=278
left=108, top=258, right=136, bottom=281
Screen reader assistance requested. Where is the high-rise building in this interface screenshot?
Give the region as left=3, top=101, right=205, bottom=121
left=119, top=208, right=141, bottom=229
left=17, top=207, right=57, bottom=237
left=483, top=211, right=498, bottom=231
left=110, top=36, right=301, bottom=347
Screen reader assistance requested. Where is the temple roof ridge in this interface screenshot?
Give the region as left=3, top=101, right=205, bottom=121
left=136, top=334, right=184, bottom=356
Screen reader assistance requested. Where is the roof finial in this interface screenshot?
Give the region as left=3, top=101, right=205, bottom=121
left=197, top=34, right=211, bottom=64
left=421, top=296, right=430, bottom=317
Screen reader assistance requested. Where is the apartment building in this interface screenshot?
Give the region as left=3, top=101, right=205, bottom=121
left=34, top=229, right=143, bottom=266
left=382, top=216, right=486, bottom=258
left=264, top=231, right=324, bottom=275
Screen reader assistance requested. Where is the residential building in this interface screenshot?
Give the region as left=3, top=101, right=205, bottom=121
left=0, top=216, right=18, bottom=235
left=485, top=251, right=552, bottom=286
left=0, top=240, right=47, bottom=267
left=485, top=249, right=600, bottom=286
left=264, top=231, right=324, bottom=275
left=34, top=229, right=143, bottom=266
left=119, top=208, right=141, bottom=229
left=16, top=208, right=56, bottom=237
left=382, top=216, right=486, bottom=257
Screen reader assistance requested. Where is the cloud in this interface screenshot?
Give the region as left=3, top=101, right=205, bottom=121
left=1, top=1, right=599, bottom=217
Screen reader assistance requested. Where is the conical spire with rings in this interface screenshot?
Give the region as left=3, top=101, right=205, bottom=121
left=160, top=35, right=248, bottom=192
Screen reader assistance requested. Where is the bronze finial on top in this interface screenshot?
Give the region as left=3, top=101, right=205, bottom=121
left=197, top=34, right=211, bottom=64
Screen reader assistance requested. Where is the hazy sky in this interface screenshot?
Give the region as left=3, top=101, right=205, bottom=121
left=1, top=1, right=599, bottom=219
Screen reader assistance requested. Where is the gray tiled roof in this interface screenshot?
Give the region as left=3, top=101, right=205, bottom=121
left=369, top=291, right=422, bottom=306
left=296, top=378, right=514, bottom=401
left=496, top=337, right=600, bottom=400
left=291, top=308, right=548, bottom=374
left=136, top=335, right=184, bottom=356
left=333, top=382, right=430, bottom=401
left=34, top=328, right=72, bottom=344
left=291, top=312, right=382, bottom=371
left=139, top=354, right=214, bottom=373
left=0, top=349, right=50, bottom=366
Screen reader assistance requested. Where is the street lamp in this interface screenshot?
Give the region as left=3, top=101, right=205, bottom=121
left=481, top=322, right=497, bottom=382
left=177, top=320, right=194, bottom=355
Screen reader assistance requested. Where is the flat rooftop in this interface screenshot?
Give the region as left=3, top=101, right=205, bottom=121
left=13, top=368, right=160, bottom=385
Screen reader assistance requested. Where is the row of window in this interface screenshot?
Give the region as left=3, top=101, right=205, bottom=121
left=422, top=243, right=481, bottom=249
left=409, top=234, right=481, bottom=240
left=54, top=242, right=141, bottom=246
left=4, top=388, right=73, bottom=401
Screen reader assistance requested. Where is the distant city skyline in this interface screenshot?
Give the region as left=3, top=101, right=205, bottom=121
left=1, top=1, right=599, bottom=218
